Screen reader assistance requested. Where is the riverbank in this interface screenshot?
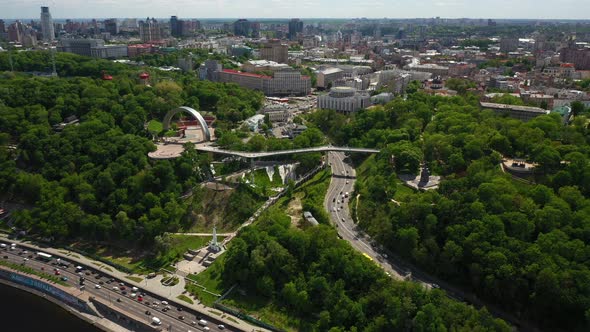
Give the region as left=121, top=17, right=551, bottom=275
left=0, top=270, right=132, bottom=332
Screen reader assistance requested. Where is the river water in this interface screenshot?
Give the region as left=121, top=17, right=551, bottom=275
left=0, top=282, right=103, bottom=332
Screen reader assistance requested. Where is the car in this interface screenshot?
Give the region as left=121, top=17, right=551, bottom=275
left=119, top=286, right=125, bottom=290
left=191, top=321, right=197, bottom=326
left=203, top=328, right=210, bottom=331
left=144, top=301, right=150, bottom=306
left=131, top=293, right=137, bottom=298
left=113, top=286, right=119, bottom=291
left=121, top=290, right=127, bottom=295
left=342, top=218, right=345, bottom=222
left=54, top=270, right=60, bottom=275
left=116, top=298, right=122, bottom=302
left=137, top=297, right=143, bottom=302
left=178, top=316, right=185, bottom=321
left=218, top=324, right=225, bottom=330
left=177, top=307, right=182, bottom=311
left=132, top=287, right=139, bottom=292
left=22, top=257, right=29, bottom=261
left=346, top=180, right=349, bottom=184
left=85, top=271, right=91, bottom=275
left=27, top=254, right=33, bottom=259
left=61, top=276, right=69, bottom=281
left=431, top=283, right=440, bottom=289
left=119, top=282, right=125, bottom=286
left=147, top=272, right=157, bottom=278
left=332, top=207, right=336, bottom=212
left=106, top=280, right=112, bottom=284
left=2, top=255, right=7, bottom=259
left=98, top=281, right=104, bottom=285
left=161, top=301, right=168, bottom=305
left=145, top=310, right=151, bottom=315
left=95, top=284, right=101, bottom=289
left=22, top=250, right=28, bottom=255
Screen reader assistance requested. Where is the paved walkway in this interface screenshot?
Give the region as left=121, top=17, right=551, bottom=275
left=1, top=234, right=269, bottom=332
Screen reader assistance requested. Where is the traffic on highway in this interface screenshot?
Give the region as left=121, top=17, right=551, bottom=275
left=0, top=242, right=230, bottom=332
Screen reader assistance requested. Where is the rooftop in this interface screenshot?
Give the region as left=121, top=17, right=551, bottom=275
left=221, top=69, right=271, bottom=79
left=480, top=102, right=550, bottom=114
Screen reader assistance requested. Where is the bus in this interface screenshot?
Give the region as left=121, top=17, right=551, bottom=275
left=362, top=253, right=373, bottom=262
left=37, top=252, right=53, bottom=262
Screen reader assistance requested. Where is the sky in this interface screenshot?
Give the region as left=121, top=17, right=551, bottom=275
left=1, top=0, right=590, bottom=20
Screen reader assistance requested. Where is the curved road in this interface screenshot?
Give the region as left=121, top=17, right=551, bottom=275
left=324, top=152, right=539, bottom=332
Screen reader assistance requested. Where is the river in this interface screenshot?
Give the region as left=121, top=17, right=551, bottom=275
left=0, top=282, right=103, bottom=332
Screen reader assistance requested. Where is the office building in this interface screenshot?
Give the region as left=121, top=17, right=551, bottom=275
left=318, top=87, right=371, bottom=114
left=480, top=102, right=549, bottom=122
left=233, top=19, right=259, bottom=38
left=40, top=6, right=55, bottom=42
left=170, top=16, right=181, bottom=37
left=260, top=39, right=288, bottom=64
left=264, top=70, right=311, bottom=96
left=317, top=67, right=344, bottom=89
left=500, top=38, right=519, bottom=53
left=139, top=18, right=162, bottom=42
left=288, top=19, right=303, bottom=40
left=58, top=39, right=127, bottom=58
left=104, top=19, right=119, bottom=35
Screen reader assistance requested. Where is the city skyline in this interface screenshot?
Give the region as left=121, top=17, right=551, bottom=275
left=2, top=0, right=590, bottom=20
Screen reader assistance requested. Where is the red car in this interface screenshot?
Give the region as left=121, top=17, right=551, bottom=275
left=137, top=297, right=143, bottom=302
left=119, top=286, right=125, bottom=291
left=55, top=270, right=60, bottom=275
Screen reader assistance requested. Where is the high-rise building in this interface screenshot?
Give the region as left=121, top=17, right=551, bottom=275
left=233, top=19, right=258, bottom=37
left=170, top=16, right=181, bottom=37
left=500, top=38, right=519, bottom=53
left=0, top=20, right=6, bottom=33
left=7, top=21, right=24, bottom=43
left=260, top=39, right=289, bottom=64
left=139, top=18, right=162, bottom=42
left=40, top=6, right=55, bottom=42
left=104, top=19, right=119, bottom=35
left=288, top=19, right=303, bottom=40
left=560, top=45, right=590, bottom=70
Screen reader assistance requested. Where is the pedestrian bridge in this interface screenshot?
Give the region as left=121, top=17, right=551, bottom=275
left=194, top=145, right=380, bottom=159
left=149, top=144, right=380, bottom=159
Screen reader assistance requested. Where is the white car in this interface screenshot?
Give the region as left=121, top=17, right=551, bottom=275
left=95, top=284, right=101, bottom=289
left=131, top=293, right=136, bottom=297
left=161, top=301, right=168, bottom=305
left=113, top=286, right=119, bottom=291
left=218, top=324, right=225, bottom=330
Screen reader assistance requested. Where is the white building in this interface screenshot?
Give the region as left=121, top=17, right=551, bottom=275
left=317, top=67, right=344, bottom=89
left=318, top=87, right=371, bottom=114
left=40, top=7, right=55, bottom=42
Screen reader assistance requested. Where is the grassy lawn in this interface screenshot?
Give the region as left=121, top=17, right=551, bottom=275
left=70, top=235, right=218, bottom=274
left=177, top=294, right=194, bottom=304
left=394, top=179, right=416, bottom=201
left=185, top=253, right=227, bottom=306
left=147, top=119, right=163, bottom=134
left=125, top=275, right=143, bottom=283
left=221, top=290, right=299, bottom=332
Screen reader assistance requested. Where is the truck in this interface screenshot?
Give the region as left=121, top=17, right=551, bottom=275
left=152, top=317, right=162, bottom=325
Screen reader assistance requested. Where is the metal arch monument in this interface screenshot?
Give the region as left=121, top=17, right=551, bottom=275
left=163, top=106, right=211, bottom=142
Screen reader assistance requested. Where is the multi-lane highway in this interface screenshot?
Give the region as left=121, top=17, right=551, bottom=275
left=0, top=243, right=229, bottom=332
